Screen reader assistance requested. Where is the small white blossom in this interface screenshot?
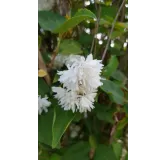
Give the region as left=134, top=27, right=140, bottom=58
left=38, top=95, right=51, bottom=115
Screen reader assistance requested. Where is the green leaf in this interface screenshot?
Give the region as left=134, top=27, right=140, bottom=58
left=111, top=31, right=124, bottom=39
left=62, top=142, right=90, bottom=160
left=116, top=116, right=128, bottom=130
left=38, top=78, right=50, bottom=96
left=112, top=142, right=123, bottom=160
left=53, top=74, right=59, bottom=83
left=111, top=70, right=127, bottom=82
left=101, top=6, right=118, bottom=20
left=50, top=153, right=61, bottom=160
left=52, top=100, right=75, bottom=148
left=38, top=149, right=50, bottom=160
left=38, top=107, right=55, bottom=146
left=59, top=40, right=82, bottom=55
left=103, top=56, right=119, bottom=78
left=100, top=80, right=124, bottom=105
left=54, top=9, right=96, bottom=33
left=96, top=109, right=115, bottom=124
left=78, top=33, right=93, bottom=45
left=94, top=144, right=117, bottom=160
left=38, top=100, right=75, bottom=148
left=38, top=11, right=66, bottom=32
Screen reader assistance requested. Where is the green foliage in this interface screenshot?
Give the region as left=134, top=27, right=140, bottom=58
left=54, top=9, right=97, bottom=34
left=38, top=0, right=128, bottom=159
left=103, top=56, right=119, bottom=78
left=94, top=144, right=117, bottom=160
left=101, top=80, right=124, bottom=105
left=59, top=40, right=83, bottom=55
left=38, top=100, right=75, bottom=148
left=62, top=142, right=90, bottom=160
left=38, top=11, right=66, bottom=32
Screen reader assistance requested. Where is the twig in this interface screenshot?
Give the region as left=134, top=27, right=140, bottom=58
left=102, top=0, right=126, bottom=62
left=49, top=37, right=61, bottom=68
left=90, top=2, right=101, bottom=56
left=38, top=50, right=51, bottom=85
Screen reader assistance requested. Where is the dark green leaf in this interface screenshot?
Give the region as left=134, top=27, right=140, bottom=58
left=111, top=70, right=127, bottom=82
left=38, top=100, right=75, bottom=148
left=50, top=153, right=61, bottom=160
left=103, top=56, right=119, bottom=78
left=78, top=33, right=93, bottom=45
left=38, top=11, right=66, bottom=32
left=38, top=107, right=55, bottom=146
left=52, top=100, right=75, bottom=148
left=59, top=40, right=82, bottom=55
left=100, top=80, right=124, bottom=105
left=112, top=142, right=123, bottom=160
left=94, top=144, right=117, bottom=160
left=38, top=78, right=50, bottom=96
left=62, top=142, right=90, bottom=160
left=101, top=6, right=118, bottom=20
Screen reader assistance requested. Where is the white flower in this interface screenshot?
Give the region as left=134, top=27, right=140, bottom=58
left=58, top=54, right=103, bottom=91
left=38, top=95, right=51, bottom=115
left=52, top=54, right=103, bottom=113
left=52, top=87, right=96, bottom=113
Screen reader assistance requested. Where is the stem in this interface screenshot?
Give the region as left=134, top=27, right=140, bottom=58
left=38, top=50, right=51, bottom=85
left=90, top=2, right=101, bottom=57
left=49, top=36, right=61, bottom=68
left=102, top=0, right=126, bottom=62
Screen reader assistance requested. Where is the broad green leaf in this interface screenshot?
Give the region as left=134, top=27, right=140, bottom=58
left=103, top=56, right=119, bottom=78
left=54, top=9, right=96, bottom=33
left=59, top=40, right=82, bottom=55
left=38, top=11, right=66, bottom=32
left=94, top=144, right=117, bottom=160
left=38, top=107, right=56, bottom=146
left=38, top=100, right=75, bottom=148
left=52, top=100, right=75, bottom=148
left=38, top=78, right=50, bottom=96
left=111, top=70, right=127, bottom=82
left=100, top=80, right=124, bottom=105
left=112, top=142, right=123, bottom=160
left=111, top=31, right=124, bottom=39
left=50, top=153, right=61, bottom=160
left=62, top=142, right=90, bottom=160
left=101, top=6, right=118, bottom=20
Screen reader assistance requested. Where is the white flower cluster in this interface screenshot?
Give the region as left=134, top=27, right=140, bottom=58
left=38, top=95, right=51, bottom=115
left=52, top=54, right=103, bottom=113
